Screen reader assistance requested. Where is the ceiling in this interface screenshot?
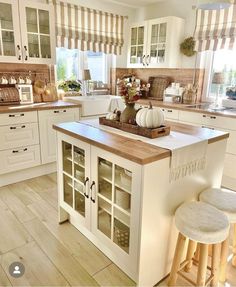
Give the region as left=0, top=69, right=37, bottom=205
left=103, top=0, right=165, bottom=8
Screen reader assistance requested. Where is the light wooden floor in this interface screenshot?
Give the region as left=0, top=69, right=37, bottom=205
left=0, top=173, right=235, bottom=287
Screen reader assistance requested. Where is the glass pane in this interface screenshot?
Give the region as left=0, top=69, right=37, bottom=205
left=158, top=49, right=165, bottom=63
left=28, top=34, right=39, bottom=58
left=39, top=9, right=49, bottom=34
left=130, top=47, right=136, bottom=64
left=115, top=165, right=132, bottom=193
left=98, top=197, right=111, bottom=238
left=0, top=3, right=13, bottom=30
left=137, top=26, right=144, bottom=45
left=150, top=45, right=157, bottom=58
left=115, top=187, right=131, bottom=211
left=75, top=191, right=85, bottom=217
left=64, top=174, right=73, bottom=207
left=40, top=35, right=51, bottom=58
left=113, top=216, right=130, bottom=253
left=151, top=24, right=158, bottom=44
left=98, top=158, right=112, bottom=200
left=137, top=46, right=143, bottom=57
left=62, top=141, right=72, bottom=175
left=74, top=164, right=85, bottom=182
left=2, top=31, right=15, bottom=56
left=159, top=23, right=167, bottom=43
left=131, top=27, right=137, bottom=45
left=74, top=147, right=85, bottom=167
left=26, top=7, right=38, bottom=33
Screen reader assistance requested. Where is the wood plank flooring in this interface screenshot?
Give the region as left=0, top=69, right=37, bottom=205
left=0, top=173, right=235, bottom=286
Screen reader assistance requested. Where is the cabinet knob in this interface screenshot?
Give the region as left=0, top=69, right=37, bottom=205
left=90, top=181, right=96, bottom=203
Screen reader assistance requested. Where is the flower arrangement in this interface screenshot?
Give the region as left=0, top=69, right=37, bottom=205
left=118, top=79, right=141, bottom=105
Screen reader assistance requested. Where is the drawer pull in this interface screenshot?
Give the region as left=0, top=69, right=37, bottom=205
left=203, top=115, right=206, bottom=118
left=54, top=110, right=67, bottom=113
left=202, top=126, right=215, bottom=130
left=167, top=110, right=173, bottom=113
left=84, top=177, right=89, bottom=198
left=10, top=125, right=26, bottom=130
left=90, top=181, right=96, bottom=203
left=12, top=148, right=28, bottom=154
left=210, top=116, right=216, bottom=119
left=9, top=113, right=24, bottom=117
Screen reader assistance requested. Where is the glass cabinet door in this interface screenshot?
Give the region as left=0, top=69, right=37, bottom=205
left=96, top=157, right=132, bottom=254
left=62, top=141, right=89, bottom=223
left=0, top=0, right=21, bottom=61
left=129, top=25, right=146, bottom=65
left=148, top=22, right=167, bottom=65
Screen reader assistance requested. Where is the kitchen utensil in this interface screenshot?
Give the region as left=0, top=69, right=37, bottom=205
left=25, top=76, right=32, bottom=84
left=0, top=87, right=20, bottom=105
left=18, top=76, right=25, bottom=84
left=9, top=76, right=16, bottom=84
left=0, top=76, right=8, bottom=84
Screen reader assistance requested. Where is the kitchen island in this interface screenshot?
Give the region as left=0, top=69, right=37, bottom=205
left=53, top=120, right=228, bottom=286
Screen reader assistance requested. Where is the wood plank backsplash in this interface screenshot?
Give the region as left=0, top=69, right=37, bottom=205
left=111, top=68, right=205, bottom=102
left=0, top=63, right=55, bottom=83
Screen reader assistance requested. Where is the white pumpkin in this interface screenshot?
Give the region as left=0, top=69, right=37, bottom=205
left=136, top=102, right=165, bottom=128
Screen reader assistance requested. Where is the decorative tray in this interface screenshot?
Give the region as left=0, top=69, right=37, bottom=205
left=99, top=117, right=170, bottom=139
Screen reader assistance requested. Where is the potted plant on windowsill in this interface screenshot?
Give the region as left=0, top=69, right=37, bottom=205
left=58, top=79, right=82, bottom=97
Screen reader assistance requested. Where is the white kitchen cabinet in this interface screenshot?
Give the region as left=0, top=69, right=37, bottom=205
left=38, top=108, right=80, bottom=164
left=0, top=0, right=55, bottom=64
left=161, top=108, right=179, bottom=121
left=127, top=17, right=184, bottom=68
left=57, top=133, right=142, bottom=280
left=0, top=110, right=37, bottom=126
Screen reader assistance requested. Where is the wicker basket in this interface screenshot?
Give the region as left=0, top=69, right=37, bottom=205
left=148, top=76, right=172, bottom=100
left=114, top=222, right=130, bottom=247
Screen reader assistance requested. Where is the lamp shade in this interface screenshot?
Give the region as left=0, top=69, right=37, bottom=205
left=212, top=72, right=225, bottom=84
left=197, top=0, right=233, bottom=10
left=83, top=69, right=91, bottom=81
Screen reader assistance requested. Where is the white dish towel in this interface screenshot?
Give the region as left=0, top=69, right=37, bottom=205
left=80, top=119, right=208, bottom=182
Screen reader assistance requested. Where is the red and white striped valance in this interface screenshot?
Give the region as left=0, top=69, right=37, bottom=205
left=194, top=3, right=236, bottom=51
left=51, top=0, right=124, bottom=55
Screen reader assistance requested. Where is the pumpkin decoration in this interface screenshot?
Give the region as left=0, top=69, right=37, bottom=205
left=106, top=109, right=120, bottom=121
left=136, top=102, right=165, bottom=128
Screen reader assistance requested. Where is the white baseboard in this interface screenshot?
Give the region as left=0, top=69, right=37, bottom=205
left=222, top=175, right=236, bottom=191
left=0, top=163, right=56, bottom=187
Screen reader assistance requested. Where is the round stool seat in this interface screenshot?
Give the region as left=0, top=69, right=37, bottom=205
left=175, top=201, right=229, bottom=244
left=200, top=188, right=236, bottom=223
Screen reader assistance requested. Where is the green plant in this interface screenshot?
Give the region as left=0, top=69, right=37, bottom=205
left=58, top=80, right=82, bottom=92
left=180, top=37, right=196, bottom=57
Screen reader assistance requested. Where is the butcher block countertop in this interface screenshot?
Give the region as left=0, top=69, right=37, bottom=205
left=0, top=100, right=81, bottom=113
left=53, top=121, right=229, bottom=165
left=138, top=99, right=236, bottom=119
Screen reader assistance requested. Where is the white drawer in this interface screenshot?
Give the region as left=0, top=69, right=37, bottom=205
left=223, top=153, right=236, bottom=179
left=0, top=145, right=41, bottom=175
left=0, top=123, right=39, bottom=151
left=161, top=108, right=179, bottom=120
left=0, top=111, right=38, bottom=126
left=179, top=111, right=203, bottom=124
left=202, top=114, right=236, bottom=130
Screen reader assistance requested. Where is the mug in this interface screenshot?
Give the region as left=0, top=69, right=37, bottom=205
left=1, top=76, right=8, bottom=84
left=9, top=76, right=16, bottom=84
left=25, top=76, right=32, bottom=84
left=18, top=76, right=25, bottom=84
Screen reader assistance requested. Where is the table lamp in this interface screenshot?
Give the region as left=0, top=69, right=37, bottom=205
left=83, top=69, right=91, bottom=96
left=212, top=72, right=224, bottom=106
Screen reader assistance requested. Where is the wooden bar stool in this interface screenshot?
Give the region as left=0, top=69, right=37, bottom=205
left=200, top=188, right=236, bottom=282
left=168, top=202, right=229, bottom=287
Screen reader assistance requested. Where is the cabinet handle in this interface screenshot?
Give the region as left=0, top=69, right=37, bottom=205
left=10, top=125, right=26, bottom=130
left=16, top=45, right=22, bottom=61
left=90, top=181, right=96, bottom=203
left=202, top=115, right=206, bottom=118
left=9, top=113, right=24, bottom=117
left=84, top=177, right=89, bottom=198
left=146, top=55, right=150, bottom=66
left=12, top=148, right=28, bottom=154
left=24, top=45, right=28, bottom=61
left=167, top=110, right=173, bottom=113
left=142, top=55, right=146, bottom=66
left=202, top=126, right=215, bottom=130
left=210, top=116, right=216, bottom=119
left=54, top=110, right=67, bottom=113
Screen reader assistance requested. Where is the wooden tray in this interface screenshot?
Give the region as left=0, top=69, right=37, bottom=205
left=99, top=117, right=170, bottom=139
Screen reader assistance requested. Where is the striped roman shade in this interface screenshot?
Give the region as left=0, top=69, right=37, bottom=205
left=52, top=0, right=124, bottom=55
left=194, top=3, right=236, bottom=51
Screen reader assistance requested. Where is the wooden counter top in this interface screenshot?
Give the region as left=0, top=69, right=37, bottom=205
left=0, top=100, right=81, bottom=113
left=53, top=121, right=229, bottom=165
left=138, top=99, right=236, bottom=119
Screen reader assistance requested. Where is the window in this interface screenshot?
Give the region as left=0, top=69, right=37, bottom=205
left=203, top=50, right=236, bottom=102
left=56, top=48, right=113, bottom=84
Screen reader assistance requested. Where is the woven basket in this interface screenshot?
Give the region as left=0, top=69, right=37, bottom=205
left=148, top=76, right=172, bottom=100
left=114, top=223, right=129, bottom=247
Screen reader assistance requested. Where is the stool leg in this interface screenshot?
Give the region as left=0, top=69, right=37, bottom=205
left=194, top=243, right=200, bottom=263
left=185, top=239, right=197, bottom=272
left=196, top=243, right=208, bottom=287
left=211, top=243, right=221, bottom=287
left=232, top=223, right=236, bottom=267
left=168, top=233, right=186, bottom=286
left=219, top=237, right=229, bottom=282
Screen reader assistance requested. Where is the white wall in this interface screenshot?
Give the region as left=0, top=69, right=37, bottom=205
left=135, top=0, right=198, bottom=68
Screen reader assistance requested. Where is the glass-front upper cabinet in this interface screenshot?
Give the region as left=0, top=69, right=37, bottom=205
left=128, top=22, right=148, bottom=68
left=19, top=0, right=55, bottom=64
left=0, top=0, right=22, bottom=62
